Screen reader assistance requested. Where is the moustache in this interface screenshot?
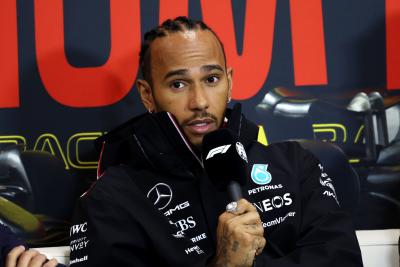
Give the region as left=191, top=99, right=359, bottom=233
left=183, top=111, right=218, bottom=125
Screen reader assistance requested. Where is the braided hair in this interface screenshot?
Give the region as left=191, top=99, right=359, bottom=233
left=139, top=16, right=226, bottom=83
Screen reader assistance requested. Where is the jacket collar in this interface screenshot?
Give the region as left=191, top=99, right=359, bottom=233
left=96, top=108, right=259, bottom=179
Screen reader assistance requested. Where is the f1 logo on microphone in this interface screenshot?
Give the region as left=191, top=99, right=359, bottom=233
left=206, top=144, right=231, bottom=160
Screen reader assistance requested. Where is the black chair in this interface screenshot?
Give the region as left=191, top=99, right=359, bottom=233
left=256, top=89, right=400, bottom=228
left=0, top=146, right=82, bottom=246
left=297, top=140, right=360, bottom=215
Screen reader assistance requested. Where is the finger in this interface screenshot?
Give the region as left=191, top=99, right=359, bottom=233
left=43, top=259, right=59, bottom=267
left=234, top=199, right=257, bottom=215
left=226, top=210, right=262, bottom=229
left=244, top=223, right=264, bottom=236
left=255, top=237, right=267, bottom=256
left=223, top=212, right=262, bottom=240
left=28, top=253, right=48, bottom=267
left=16, top=249, right=39, bottom=267
left=218, top=210, right=236, bottom=223
left=5, top=246, right=26, bottom=267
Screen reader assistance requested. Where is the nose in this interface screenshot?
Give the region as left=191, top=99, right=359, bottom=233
left=188, top=83, right=209, bottom=111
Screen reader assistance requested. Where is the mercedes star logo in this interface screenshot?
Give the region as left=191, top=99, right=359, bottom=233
left=146, top=183, right=173, bottom=210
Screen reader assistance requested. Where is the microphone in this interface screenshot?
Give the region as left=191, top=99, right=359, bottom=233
left=202, top=128, right=248, bottom=201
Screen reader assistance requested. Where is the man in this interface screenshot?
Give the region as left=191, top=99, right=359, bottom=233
left=69, top=17, right=363, bottom=266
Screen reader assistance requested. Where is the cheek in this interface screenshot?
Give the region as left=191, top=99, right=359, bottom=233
left=153, top=89, right=173, bottom=107
left=209, top=89, right=228, bottom=107
left=154, top=92, right=187, bottom=113
left=208, top=91, right=228, bottom=120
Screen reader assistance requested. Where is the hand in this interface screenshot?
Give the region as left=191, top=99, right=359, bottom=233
left=211, top=199, right=266, bottom=267
left=5, top=245, right=59, bottom=267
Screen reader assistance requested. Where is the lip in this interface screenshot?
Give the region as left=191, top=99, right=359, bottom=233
left=185, top=118, right=216, bottom=134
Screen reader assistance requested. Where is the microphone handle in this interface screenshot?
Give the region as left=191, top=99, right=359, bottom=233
left=227, top=180, right=243, bottom=201
left=228, top=180, right=257, bottom=267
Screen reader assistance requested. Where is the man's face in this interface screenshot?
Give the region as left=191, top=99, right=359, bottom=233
left=137, top=30, right=232, bottom=149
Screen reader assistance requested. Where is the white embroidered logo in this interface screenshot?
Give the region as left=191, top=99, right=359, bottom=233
left=206, top=144, right=231, bottom=160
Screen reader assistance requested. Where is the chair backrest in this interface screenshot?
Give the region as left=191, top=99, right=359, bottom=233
left=256, top=89, right=388, bottom=164
left=297, top=140, right=360, bottom=215
left=0, top=146, right=83, bottom=246
left=309, top=100, right=377, bottom=163
left=20, top=151, right=81, bottom=220
left=368, top=92, right=389, bottom=146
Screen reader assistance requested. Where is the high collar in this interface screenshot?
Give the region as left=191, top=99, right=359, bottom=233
left=96, top=109, right=259, bottom=180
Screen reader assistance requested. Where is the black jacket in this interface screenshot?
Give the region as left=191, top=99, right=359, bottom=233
left=69, top=111, right=363, bottom=266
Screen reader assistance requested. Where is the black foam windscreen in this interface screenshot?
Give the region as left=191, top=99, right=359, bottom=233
left=202, top=128, right=248, bottom=192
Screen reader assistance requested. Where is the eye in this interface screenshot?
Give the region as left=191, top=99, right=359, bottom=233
left=205, top=75, right=219, bottom=84
left=170, top=81, right=185, bottom=89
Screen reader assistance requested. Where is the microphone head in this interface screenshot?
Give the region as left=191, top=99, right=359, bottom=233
left=202, top=128, right=248, bottom=191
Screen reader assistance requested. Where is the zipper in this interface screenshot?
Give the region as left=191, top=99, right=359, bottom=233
left=166, top=112, right=204, bottom=169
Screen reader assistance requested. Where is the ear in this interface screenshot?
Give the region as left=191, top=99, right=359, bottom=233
left=137, top=79, right=155, bottom=112
left=227, top=67, right=233, bottom=102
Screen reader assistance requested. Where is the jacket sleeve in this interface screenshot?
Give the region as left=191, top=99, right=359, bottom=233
left=255, top=144, right=363, bottom=266
left=68, top=183, right=150, bottom=267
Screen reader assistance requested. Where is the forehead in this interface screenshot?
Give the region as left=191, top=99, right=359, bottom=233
left=149, top=30, right=225, bottom=76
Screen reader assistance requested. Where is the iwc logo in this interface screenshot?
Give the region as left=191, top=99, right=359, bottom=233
left=235, top=142, right=248, bottom=162
left=147, top=183, right=173, bottom=210
left=251, top=164, right=272, bottom=185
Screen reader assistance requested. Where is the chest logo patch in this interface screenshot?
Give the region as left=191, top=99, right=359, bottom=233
left=147, top=183, right=173, bottom=210
left=235, top=142, right=248, bottom=162
left=251, top=164, right=272, bottom=185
